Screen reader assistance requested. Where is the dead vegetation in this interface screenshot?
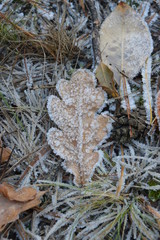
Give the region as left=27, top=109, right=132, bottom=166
left=0, top=0, right=160, bottom=239
left=0, top=13, right=80, bottom=64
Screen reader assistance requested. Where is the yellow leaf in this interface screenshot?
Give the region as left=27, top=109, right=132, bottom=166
left=96, top=62, right=119, bottom=98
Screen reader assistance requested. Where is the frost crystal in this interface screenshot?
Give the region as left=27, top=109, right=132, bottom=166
left=141, top=57, right=153, bottom=122
left=100, top=2, right=153, bottom=85
left=47, top=69, right=111, bottom=186
left=155, top=90, right=160, bottom=130
left=120, top=80, right=136, bottom=110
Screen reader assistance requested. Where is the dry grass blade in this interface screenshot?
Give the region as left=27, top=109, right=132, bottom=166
left=146, top=204, right=160, bottom=228
left=40, top=24, right=80, bottom=61
left=142, top=57, right=153, bottom=123
left=116, top=145, right=125, bottom=197
left=155, top=90, right=160, bottom=130
left=0, top=12, right=80, bottom=63
left=0, top=12, right=35, bottom=38
left=17, top=144, right=51, bottom=185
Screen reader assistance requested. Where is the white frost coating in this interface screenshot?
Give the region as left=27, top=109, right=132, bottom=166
left=120, top=80, right=136, bottom=110
left=108, top=2, right=117, bottom=11
left=141, top=57, right=153, bottom=122
left=32, top=216, right=40, bottom=235
left=109, top=102, right=116, bottom=112
left=38, top=153, right=48, bottom=173
left=148, top=13, right=158, bottom=26
left=0, top=0, right=9, bottom=10
left=37, top=8, right=54, bottom=20
left=86, top=149, right=104, bottom=183
left=47, top=69, right=112, bottom=186
left=47, top=96, right=57, bottom=122
left=100, top=2, right=153, bottom=85
left=140, top=2, right=150, bottom=19
left=20, top=168, right=32, bottom=187
left=155, top=90, right=160, bottom=131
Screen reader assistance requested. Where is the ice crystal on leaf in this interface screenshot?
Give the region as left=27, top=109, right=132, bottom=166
left=99, top=2, right=153, bottom=117
left=47, top=69, right=111, bottom=186
left=99, top=2, right=153, bottom=85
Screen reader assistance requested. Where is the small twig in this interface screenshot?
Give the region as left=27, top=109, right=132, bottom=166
left=15, top=220, right=29, bottom=240
left=23, top=50, right=30, bottom=85
left=146, top=204, right=160, bottom=228
left=86, top=0, right=101, bottom=67
left=5, top=147, right=43, bottom=175
left=17, top=144, right=51, bottom=185
left=139, top=197, right=160, bottom=229
left=0, top=12, right=35, bottom=38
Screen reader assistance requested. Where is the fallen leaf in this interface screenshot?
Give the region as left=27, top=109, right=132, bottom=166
left=99, top=2, right=153, bottom=85
left=0, top=182, right=37, bottom=202
left=47, top=69, right=112, bottom=186
left=96, top=62, right=119, bottom=98
left=0, top=183, right=45, bottom=231
left=0, top=139, right=11, bottom=163
left=99, top=2, right=153, bottom=118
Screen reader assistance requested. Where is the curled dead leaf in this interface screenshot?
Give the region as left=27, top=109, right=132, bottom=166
left=96, top=62, right=119, bottom=98
left=0, top=183, right=45, bottom=231
left=0, top=182, right=37, bottom=202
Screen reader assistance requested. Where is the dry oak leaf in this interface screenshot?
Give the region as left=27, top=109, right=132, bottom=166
left=99, top=2, right=153, bottom=85
left=0, top=139, right=11, bottom=163
left=0, top=182, right=45, bottom=231
left=0, top=182, right=37, bottom=202
left=47, top=69, right=112, bottom=186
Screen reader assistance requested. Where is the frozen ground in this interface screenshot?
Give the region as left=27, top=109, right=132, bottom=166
left=0, top=0, right=159, bottom=239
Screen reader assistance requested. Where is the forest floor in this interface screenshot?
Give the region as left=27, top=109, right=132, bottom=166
left=0, top=0, right=160, bottom=239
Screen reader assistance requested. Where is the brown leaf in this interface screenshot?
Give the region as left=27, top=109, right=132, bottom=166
left=47, top=69, right=112, bottom=186
left=96, top=62, right=119, bottom=98
left=0, top=140, right=12, bottom=163
left=0, top=183, right=45, bottom=231
left=0, top=182, right=37, bottom=202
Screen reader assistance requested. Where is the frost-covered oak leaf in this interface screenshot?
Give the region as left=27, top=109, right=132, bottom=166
left=47, top=70, right=111, bottom=186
